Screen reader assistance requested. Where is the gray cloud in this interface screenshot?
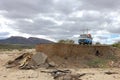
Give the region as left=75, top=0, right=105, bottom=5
left=0, top=0, right=120, bottom=43
left=82, top=0, right=120, bottom=10
left=0, top=0, right=55, bottom=19
left=0, top=0, right=81, bottom=19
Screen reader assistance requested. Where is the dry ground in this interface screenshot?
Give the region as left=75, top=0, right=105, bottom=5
left=0, top=49, right=120, bottom=80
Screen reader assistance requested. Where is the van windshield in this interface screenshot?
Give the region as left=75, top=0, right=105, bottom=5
left=80, top=35, right=88, bottom=38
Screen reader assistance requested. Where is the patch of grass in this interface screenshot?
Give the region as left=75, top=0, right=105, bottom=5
left=87, top=57, right=109, bottom=68
left=86, top=50, right=119, bottom=68
left=105, top=53, right=118, bottom=61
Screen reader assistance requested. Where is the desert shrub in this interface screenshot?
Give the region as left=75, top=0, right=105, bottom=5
left=58, top=39, right=74, bottom=44
left=95, top=42, right=101, bottom=45
left=112, top=42, right=120, bottom=48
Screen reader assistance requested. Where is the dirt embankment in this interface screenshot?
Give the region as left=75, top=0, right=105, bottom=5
left=36, top=44, right=120, bottom=68
left=36, top=44, right=113, bottom=57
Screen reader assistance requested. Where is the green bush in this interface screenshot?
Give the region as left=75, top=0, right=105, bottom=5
left=112, top=42, right=120, bottom=48
left=58, top=39, right=74, bottom=44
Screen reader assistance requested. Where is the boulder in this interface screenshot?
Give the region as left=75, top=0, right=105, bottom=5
left=31, top=52, right=48, bottom=66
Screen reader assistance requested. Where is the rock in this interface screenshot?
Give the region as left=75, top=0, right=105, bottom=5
left=41, top=69, right=82, bottom=80
left=31, top=52, right=47, bottom=66
left=6, top=52, right=56, bottom=69
left=48, top=61, right=56, bottom=67
left=54, top=73, right=82, bottom=80
left=104, top=72, right=118, bottom=75
left=19, top=52, right=48, bottom=69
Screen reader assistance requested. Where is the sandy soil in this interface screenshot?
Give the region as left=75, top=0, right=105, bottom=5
left=0, top=49, right=120, bottom=80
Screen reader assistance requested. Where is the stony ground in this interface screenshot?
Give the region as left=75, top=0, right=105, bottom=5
left=0, top=49, right=120, bottom=80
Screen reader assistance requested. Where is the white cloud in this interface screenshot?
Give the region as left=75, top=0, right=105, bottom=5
left=0, top=0, right=120, bottom=44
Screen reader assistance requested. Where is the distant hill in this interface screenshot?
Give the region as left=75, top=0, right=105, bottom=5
left=0, top=36, right=54, bottom=45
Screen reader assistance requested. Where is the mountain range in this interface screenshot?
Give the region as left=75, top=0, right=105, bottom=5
left=0, top=36, right=54, bottom=45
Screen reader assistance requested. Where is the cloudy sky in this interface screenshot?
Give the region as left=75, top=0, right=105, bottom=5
left=0, top=0, right=120, bottom=44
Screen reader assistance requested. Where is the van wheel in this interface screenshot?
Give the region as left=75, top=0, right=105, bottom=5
left=79, top=43, right=81, bottom=45
left=90, top=43, right=92, bottom=45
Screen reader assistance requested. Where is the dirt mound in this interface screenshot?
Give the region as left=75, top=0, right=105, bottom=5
left=36, top=43, right=120, bottom=68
